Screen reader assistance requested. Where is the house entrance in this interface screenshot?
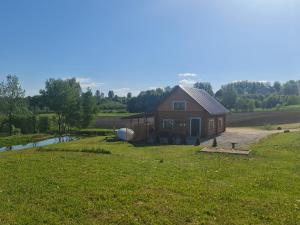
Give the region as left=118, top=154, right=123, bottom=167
left=190, top=118, right=201, bottom=137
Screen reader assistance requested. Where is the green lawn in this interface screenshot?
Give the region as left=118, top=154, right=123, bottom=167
left=0, top=134, right=53, bottom=148
left=0, top=133, right=299, bottom=224
left=253, top=122, right=300, bottom=131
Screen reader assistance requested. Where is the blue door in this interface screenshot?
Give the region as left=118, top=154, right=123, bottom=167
left=190, top=118, right=201, bottom=137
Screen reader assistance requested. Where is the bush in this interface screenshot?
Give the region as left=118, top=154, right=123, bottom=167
left=263, top=124, right=273, bottom=131
left=74, top=129, right=114, bottom=136
left=80, top=148, right=111, bottom=154
left=212, top=138, right=217, bottom=147
left=38, top=116, right=50, bottom=133
left=7, top=116, right=37, bottom=134
left=195, top=138, right=200, bottom=146
left=13, top=128, right=21, bottom=135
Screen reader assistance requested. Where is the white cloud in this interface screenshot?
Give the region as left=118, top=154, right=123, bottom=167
left=179, top=79, right=197, bottom=87
left=113, top=88, right=140, bottom=97
left=232, top=80, right=271, bottom=84
left=75, top=77, right=104, bottom=89
left=178, top=73, right=198, bottom=77
left=148, top=86, right=164, bottom=90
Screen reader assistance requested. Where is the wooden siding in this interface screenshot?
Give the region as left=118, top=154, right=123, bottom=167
left=157, top=87, right=205, bottom=112
left=155, top=86, right=227, bottom=139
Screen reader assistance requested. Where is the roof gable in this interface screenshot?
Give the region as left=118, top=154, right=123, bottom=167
left=156, top=86, right=204, bottom=112
left=179, top=85, right=229, bottom=115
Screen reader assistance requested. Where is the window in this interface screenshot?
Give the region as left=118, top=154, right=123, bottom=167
left=208, top=119, right=215, bottom=130
left=218, top=118, right=223, bottom=129
left=173, top=101, right=186, bottom=111
left=174, top=120, right=186, bottom=128
left=163, top=119, right=174, bottom=129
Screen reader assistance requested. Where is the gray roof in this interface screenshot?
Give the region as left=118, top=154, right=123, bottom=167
left=179, top=85, right=229, bottom=115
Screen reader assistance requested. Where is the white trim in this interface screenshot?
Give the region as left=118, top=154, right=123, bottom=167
left=190, top=117, right=201, bottom=137
left=172, top=100, right=187, bottom=111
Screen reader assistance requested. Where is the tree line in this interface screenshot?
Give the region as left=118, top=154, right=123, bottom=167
left=127, top=80, right=300, bottom=113
left=1, top=75, right=300, bottom=136
left=0, top=75, right=97, bottom=135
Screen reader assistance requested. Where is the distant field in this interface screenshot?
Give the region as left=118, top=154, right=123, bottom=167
left=227, top=110, right=300, bottom=127
left=253, top=104, right=300, bottom=112
left=253, top=123, right=300, bottom=131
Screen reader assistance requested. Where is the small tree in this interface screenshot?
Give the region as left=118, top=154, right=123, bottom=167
left=221, top=86, right=237, bottom=110
left=108, top=90, right=114, bottom=99
left=40, top=78, right=81, bottom=134
left=0, top=75, right=26, bottom=135
left=127, top=92, right=132, bottom=99
left=80, top=88, right=97, bottom=128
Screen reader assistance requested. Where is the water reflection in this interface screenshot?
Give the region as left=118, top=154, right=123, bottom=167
left=0, top=136, right=78, bottom=152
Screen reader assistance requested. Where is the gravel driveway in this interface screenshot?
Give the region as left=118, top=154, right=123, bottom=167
left=202, top=128, right=278, bottom=150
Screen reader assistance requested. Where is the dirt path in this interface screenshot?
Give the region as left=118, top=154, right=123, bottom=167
left=202, top=128, right=280, bottom=150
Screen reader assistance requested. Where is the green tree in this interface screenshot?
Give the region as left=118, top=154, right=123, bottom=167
left=108, top=90, right=114, bottom=99
left=40, top=78, right=81, bottom=134
left=235, top=97, right=248, bottom=112
left=0, top=75, right=26, bottom=135
left=273, top=81, right=281, bottom=93
left=80, top=88, right=97, bottom=128
left=127, top=92, right=132, bottom=99
left=220, top=86, right=237, bottom=109
left=283, top=80, right=299, bottom=95
left=95, top=90, right=101, bottom=105
left=194, top=82, right=214, bottom=96
left=247, top=99, right=255, bottom=112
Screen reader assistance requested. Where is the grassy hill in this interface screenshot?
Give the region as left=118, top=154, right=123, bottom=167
left=0, top=133, right=299, bottom=224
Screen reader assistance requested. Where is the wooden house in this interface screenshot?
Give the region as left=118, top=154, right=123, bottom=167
left=155, top=85, right=229, bottom=140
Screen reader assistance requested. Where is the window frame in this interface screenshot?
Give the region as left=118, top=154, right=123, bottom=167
left=218, top=118, right=223, bottom=129
left=208, top=119, right=215, bottom=130
left=172, top=101, right=187, bottom=111
left=162, top=119, right=174, bottom=129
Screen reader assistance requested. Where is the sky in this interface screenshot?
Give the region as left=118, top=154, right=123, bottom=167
left=0, top=0, right=299, bottom=96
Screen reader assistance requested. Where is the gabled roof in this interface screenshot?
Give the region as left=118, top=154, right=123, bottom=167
left=179, top=85, right=229, bottom=115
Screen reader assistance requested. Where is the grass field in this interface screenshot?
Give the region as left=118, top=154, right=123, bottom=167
left=254, top=123, right=300, bottom=131
left=96, top=112, right=137, bottom=117
left=0, top=134, right=53, bottom=148
left=253, top=104, right=300, bottom=112
left=0, top=133, right=299, bottom=224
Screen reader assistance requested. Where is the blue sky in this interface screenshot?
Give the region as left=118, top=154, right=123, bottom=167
left=0, top=0, right=299, bottom=96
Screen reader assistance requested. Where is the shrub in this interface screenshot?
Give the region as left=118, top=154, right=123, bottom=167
left=80, top=148, right=111, bottom=154
left=75, top=129, right=114, bottom=136
left=263, top=124, right=273, bottom=131
left=195, top=138, right=200, bottom=146
left=212, top=138, right=217, bottom=147
left=38, top=116, right=50, bottom=133
left=13, top=128, right=21, bottom=135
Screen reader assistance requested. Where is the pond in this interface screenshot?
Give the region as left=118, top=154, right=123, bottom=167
left=0, top=136, right=79, bottom=152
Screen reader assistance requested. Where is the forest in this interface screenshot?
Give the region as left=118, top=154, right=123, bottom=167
left=0, top=75, right=300, bottom=135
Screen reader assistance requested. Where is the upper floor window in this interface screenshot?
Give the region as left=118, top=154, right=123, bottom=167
left=173, top=101, right=186, bottom=111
